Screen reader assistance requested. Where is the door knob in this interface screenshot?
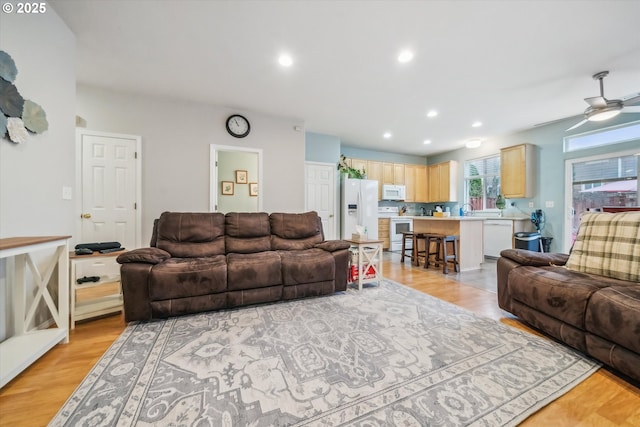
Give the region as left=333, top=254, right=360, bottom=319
left=81, top=213, right=92, bottom=219
left=329, top=214, right=334, bottom=218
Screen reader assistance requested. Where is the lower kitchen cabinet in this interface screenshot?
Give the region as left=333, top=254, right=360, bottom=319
left=378, top=218, right=390, bottom=249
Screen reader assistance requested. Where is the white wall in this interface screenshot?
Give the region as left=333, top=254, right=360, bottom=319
left=76, top=85, right=306, bottom=244
left=0, top=3, right=76, bottom=339
left=0, top=8, right=76, bottom=237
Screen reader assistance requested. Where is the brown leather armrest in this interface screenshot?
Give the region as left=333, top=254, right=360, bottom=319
left=314, top=240, right=351, bottom=252
left=500, top=249, right=569, bottom=267
left=117, top=247, right=171, bottom=264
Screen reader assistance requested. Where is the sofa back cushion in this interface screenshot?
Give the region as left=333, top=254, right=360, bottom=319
left=225, top=212, right=272, bottom=253
left=565, top=212, right=640, bottom=282
left=270, top=211, right=323, bottom=250
left=156, top=212, right=225, bottom=257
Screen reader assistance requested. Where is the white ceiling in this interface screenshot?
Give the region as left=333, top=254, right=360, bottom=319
left=50, top=0, right=640, bottom=156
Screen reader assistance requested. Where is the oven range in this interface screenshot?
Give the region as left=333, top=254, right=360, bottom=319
left=378, top=207, right=413, bottom=252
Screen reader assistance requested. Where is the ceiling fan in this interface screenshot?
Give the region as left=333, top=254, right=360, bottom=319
left=566, top=71, right=640, bottom=131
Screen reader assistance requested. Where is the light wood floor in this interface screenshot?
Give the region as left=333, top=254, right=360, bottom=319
left=1, top=254, right=639, bottom=426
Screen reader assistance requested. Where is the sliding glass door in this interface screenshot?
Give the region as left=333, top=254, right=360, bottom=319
left=564, top=151, right=639, bottom=251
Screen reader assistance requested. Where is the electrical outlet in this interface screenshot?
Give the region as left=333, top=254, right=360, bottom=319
left=545, top=201, right=554, bottom=208
left=528, top=202, right=534, bottom=208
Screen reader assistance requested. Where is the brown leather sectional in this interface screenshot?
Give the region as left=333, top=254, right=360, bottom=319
left=117, top=211, right=351, bottom=322
left=497, top=249, right=640, bottom=383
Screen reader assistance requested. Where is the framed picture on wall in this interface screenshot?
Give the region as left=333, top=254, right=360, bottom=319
left=221, top=181, right=234, bottom=195
left=249, top=182, right=258, bottom=196
left=235, top=170, right=248, bottom=184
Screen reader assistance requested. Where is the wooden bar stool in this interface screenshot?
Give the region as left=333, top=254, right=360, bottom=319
left=400, top=232, right=427, bottom=266
left=424, top=234, right=460, bottom=274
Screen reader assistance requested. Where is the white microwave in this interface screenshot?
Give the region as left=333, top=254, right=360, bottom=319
left=382, top=184, right=406, bottom=201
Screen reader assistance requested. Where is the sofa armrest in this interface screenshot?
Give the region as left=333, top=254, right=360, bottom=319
left=314, top=240, right=351, bottom=252
left=117, top=247, right=171, bottom=265
left=499, top=249, right=569, bottom=267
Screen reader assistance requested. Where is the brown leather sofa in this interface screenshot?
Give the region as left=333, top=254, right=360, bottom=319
left=497, top=249, right=640, bottom=383
left=117, top=211, right=351, bottom=322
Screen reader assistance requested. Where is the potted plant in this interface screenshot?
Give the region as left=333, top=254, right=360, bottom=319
left=337, top=155, right=366, bottom=179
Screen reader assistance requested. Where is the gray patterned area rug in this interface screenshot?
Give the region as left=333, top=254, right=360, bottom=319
left=50, top=279, right=599, bottom=426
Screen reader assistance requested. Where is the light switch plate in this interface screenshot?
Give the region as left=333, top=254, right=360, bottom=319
left=62, top=186, right=72, bottom=200
left=545, top=200, right=554, bottom=208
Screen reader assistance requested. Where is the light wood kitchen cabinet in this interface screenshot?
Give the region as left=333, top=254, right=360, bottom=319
left=427, top=161, right=458, bottom=202
left=349, top=158, right=368, bottom=175
left=367, top=160, right=383, bottom=199
left=382, top=163, right=395, bottom=184
left=500, top=143, right=536, bottom=198
left=404, top=165, right=416, bottom=202
left=394, top=163, right=405, bottom=185
left=415, top=165, right=428, bottom=202
left=404, top=164, right=428, bottom=202
left=378, top=218, right=390, bottom=250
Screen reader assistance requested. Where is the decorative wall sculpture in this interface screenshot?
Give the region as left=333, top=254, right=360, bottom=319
left=0, top=50, right=49, bottom=144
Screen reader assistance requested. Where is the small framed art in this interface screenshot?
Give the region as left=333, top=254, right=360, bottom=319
left=249, top=182, right=258, bottom=196
left=235, top=170, right=248, bottom=184
left=221, top=181, right=234, bottom=195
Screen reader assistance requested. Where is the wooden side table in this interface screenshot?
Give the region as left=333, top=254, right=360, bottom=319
left=69, top=251, right=124, bottom=329
left=345, top=239, right=383, bottom=291
left=0, top=236, right=70, bottom=388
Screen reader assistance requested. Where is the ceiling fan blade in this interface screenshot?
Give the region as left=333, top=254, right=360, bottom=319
left=584, top=96, right=607, bottom=108
left=622, top=106, right=640, bottom=113
left=566, top=119, right=587, bottom=132
left=622, top=92, right=640, bottom=106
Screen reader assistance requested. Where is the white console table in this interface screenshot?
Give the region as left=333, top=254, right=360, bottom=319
left=0, top=236, right=70, bottom=388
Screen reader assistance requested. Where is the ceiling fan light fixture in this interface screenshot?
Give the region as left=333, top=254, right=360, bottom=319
left=586, top=104, right=622, bottom=122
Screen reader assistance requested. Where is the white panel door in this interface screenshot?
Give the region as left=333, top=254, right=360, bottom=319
left=305, top=162, right=336, bottom=240
left=80, top=131, right=140, bottom=249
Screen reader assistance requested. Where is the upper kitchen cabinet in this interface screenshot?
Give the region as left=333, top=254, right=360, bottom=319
left=382, top=163, right=395, bottom=184
left=428, top=161, right=458, bottom=202
left=367, top=160, right=383, bottom=199
left=349, top=158, right=368, bottom=175
left=404, top=164, right=428, bottom=202
left=394, top=164, right=405, bottom=185
left=500, top=143, right=536, bottom=198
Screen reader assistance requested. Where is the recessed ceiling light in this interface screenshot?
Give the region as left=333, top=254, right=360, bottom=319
left=423, top=139, right=432, bottom=145
left=427, top=110, right=438, bottom=118
left=383, top=132, right=392, bottom=139
left=278, top=54, right=293, bottom=67
left=472, top=121, right=483, bottom=128
left=397, top=50, right=414, bottom=63
left=465, top=139, right=482, bottom=148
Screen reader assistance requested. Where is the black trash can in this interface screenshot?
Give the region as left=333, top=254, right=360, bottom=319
left=541, top=237, right=553, bottom=253
left=514, top=232, right=541, bottom=252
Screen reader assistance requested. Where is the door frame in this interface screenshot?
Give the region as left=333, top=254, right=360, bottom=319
left=210, top=144, right=263, bottom=212
left=304, top=161, right=338, bottom=240
left=75, top=129, right=142, bottom=248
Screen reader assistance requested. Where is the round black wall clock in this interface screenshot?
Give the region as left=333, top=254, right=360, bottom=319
left=226, top=114, right=250, bottom=138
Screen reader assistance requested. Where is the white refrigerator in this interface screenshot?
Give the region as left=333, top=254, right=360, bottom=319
left=341, top=178, right=379, bottom=240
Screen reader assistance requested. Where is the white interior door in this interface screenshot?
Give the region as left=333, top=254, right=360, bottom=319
left=305, top=162, right=336, bottom=239
left=78, top=130, right=141, bottom=249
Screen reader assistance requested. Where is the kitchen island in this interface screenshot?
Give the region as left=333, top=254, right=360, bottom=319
left=412, top=217, right=485, bottom=271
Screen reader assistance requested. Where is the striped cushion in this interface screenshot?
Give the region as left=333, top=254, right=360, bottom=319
left=565, top=212, right=640, bottom=282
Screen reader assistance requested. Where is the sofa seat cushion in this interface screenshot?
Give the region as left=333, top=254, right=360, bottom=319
left=149, top=256, right=227, bottom=300
left=585, top=285, right=640, bottom=354
left=227, top=251, right=281, bottom=291
left=279, top=249, right=335, bottom=286
left=507, top=265, right=611, bottom=329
